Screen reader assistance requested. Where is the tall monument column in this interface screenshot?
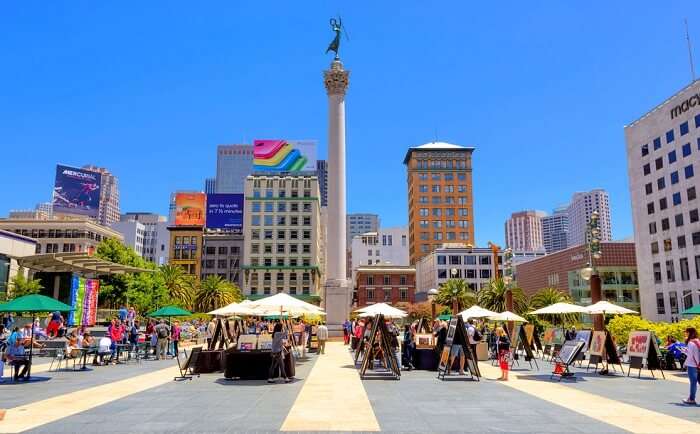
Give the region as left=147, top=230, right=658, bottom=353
left=323, top=59, right=350, bottom=335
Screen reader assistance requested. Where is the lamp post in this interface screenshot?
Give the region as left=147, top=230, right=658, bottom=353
left=428, top=288, right=439, bottom=320
left=581, top=211, right=603, bottom=331
left=503, top=248, right=514, bottom=333
left=450, top=268, right=460, bottom=315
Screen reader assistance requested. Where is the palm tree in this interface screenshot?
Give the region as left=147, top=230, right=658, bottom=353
left=530, top=287, right=578, bottom=325
left=477, top=278, right=528, bottom=313
left=436, top=278, right=475, bottom=314
left=194, top=275, right=242, bottom=312
left=9, top=268, right=43, bottom=299
left=159, top=264, right=194, bottom=309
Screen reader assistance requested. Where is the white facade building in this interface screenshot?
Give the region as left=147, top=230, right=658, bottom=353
left=0, top=230, right=38, bottom=298
left=119, top=212, right=169, bottom=264
left=505, top=210, right=545, bottom=251
left=566, top=189, right=612, bottom=247
left=625, top=80, right=700, bottom=321
left=111, top=220, right=146, bottom=257
left=350, top=227, right=409, bottom=278
left=346, top=213, right=380, bottom=248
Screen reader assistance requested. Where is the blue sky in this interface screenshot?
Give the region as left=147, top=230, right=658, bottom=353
left=1, top=2, right=697, bottom=246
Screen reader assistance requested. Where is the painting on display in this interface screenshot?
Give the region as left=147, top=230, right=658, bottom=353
left=524, top=324, right=535, bottom=347
left=558, top=341, right=585, bottom=365
left=589, top=331, right=606, bottom=357
left=626, top=331, right=651, bottom=358
left=575, top=330, right=592, bottom=353
left=237, top=334, right=257, bottom=351
left=415, top=333, right=435, bottom=349
left=257, top=334, right=272, bottom=351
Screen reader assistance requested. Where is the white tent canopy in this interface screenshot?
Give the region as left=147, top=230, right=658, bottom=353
left=247, top=292, right=325, bottom=315
left=459, top=305, right=498, bottom=320
left=489, top=311, right=528, bottom=323
left=585, top=300, right=638, bottom=315
left=354, top=303, right=407, bottom=318
left=530, top=302, right=588, bottom=315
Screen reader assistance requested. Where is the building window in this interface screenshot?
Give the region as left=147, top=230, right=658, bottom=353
left=251, top=216, right=260, bottom=226
left=400, top=275, right=407, bottom=285
left=480, top=269, right=491, bottom=279
left=671, top=171, right=679, bottom=184
left=689, top=187, right=697, bottom=201
left=664, top=238, right=672, bottom=251
left=693, top=232, right=700, bottom=245
left=449, top=255, right=460, bottom=265
left=659, top=197, right=668, bottom=210
left=673, top=192, right=682, bottom=206
left=660, top=218, right=669, bottom=231
left=383, top=275, right=391, bottom=285
left=641, top=144, right=649, bottom=156
left=366, top=275, right=374, bottom=285
left=656, top=292, right=665, bottom=314
left=647, top=202, right=655, bottom=215
left=696, top=255, right=700, bottom=279
left=670, top=291, right=679, bottom=314
left=680, top=257, right=690, bottom=281
left=683, top=142, right=692, bottom=156
left=666, top=259, right=675, bottom=282
left=657, top=177, right=666, bottom=190
left=691, top=209, right=699, bottom=223
left=683, top=290, right=694, bottom=310
left=678, top=235, right=687, bottom=249
left=400, top=288, right=408, bottom=301
left=437, top=255, right=446, bottom=265
left=650, top=242, right=658, bottom=254
left=649, top=222, right=657, bottom=234
left=675, top=213, right=684, bottom=227
left=684, top=164, right=694, bottom=179
left=645, top=183, right=653, bottom=195
left=668, top=150, right=677, bottom=164
left=666, top=129, right=675, bottom=143
left=655, top=157, right=663, bottom=170
left=653, top=137, right=662, bottom=150
left=653, top=262, right=661, bottom=283
left=643, top=163, right=651, bottom=175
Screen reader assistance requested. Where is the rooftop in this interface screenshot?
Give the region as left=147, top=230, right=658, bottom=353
left=403, top=141, right=475, bottom=164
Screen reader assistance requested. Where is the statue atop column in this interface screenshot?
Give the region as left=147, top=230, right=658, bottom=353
left=324, top=17, right=349, bottom=96
left=325, top=17, right=344, bottom=60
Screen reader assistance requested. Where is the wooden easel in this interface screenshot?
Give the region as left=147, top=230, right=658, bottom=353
left=627, top=331, right=665, bottom=379
left=515, top=325, right=538, bottom=370
left=358, top=314, right=400, bottom=380
left=437, top=316, right=480, bottom=381
left=586, top=330, right=623, bottom=374
left=550, top=340, right=584, bottom=381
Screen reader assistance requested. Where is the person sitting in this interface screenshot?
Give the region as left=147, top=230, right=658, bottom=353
left=65, top=329, right=81, bottom=359
left=93, top=336, right=112, bottom=365
left=6, top=329, right=30, bottom=381
left=20, top=323, right=45, bottom=350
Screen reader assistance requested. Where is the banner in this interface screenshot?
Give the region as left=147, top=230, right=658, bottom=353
left=52, top=164, right=101, bottom=217
left=81, top=279, right=99, bottom=326
left=175, top=193, right=206, bottom=226
left=206, top=193, right=244, bottom=230
left=253, top=139, right=317, bottom=172
left=68, top=275, right=80, bottom=326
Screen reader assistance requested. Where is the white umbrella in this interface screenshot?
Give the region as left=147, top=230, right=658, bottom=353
left=247, top=292, right=324, bottom=315
left=585, top=301, right=637, bottom=315
left=354, top=303, right=407, bottom=318
left=489, top=311, right=528, bottom=323
left=208, top=302, right=256, bottom=316
left=459, top=305, right=498, bottom=320
left=530, top=302, right=589, bottom=315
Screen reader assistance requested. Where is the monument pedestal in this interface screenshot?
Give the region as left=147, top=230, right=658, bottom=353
left=323, top=278, right=351, bottom=337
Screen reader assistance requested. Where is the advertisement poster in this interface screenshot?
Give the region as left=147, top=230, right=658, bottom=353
left=626, top=331, right=651, bottom=358
left=52, top=164, right=101, bottom=217
left=589, top=331, right=606, bottom=356
left=81, top=279, right=100, bottom=326
left=206, top=194, right=244, bottom=230
left=175, top=193, right=206, bottom=226
left=253, top=139, right=317, bottom=172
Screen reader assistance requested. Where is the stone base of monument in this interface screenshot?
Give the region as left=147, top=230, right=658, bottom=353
left=323, top=278, right=351, bottom=337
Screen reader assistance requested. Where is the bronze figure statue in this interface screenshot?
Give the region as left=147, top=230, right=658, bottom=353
left=326, top=17, right=342, bottom=59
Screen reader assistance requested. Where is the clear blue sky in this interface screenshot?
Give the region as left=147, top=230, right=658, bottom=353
left=1, top=2, right=697, bottom=246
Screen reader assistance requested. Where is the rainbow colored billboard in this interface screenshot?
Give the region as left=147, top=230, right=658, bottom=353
left=253, top=140, right=316, bottom=172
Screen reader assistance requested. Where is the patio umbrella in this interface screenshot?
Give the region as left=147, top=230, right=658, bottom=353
left=354, top=302, right=407, bottom=319
left=681, top=305, right=700, bottom=316
left=208, top=302, right=256, bottom=316
left=459, top=305, right=498, bottom=320
left=148, top=305, right=192, bottom=327
left=529, top=302, right=589, bottom=315
left=247, top=293, right=324, bottom=316
left=0, top=294, right=73, bottom=380
left=489, top=311, right=528, bottom=323
left=585, top=301, right=637, bottom=315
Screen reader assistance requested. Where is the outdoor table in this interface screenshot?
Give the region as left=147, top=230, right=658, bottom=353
left=194, top=349, right=225, bottom=374
left=224, top=350, right=295, bottom=380
left=413, top=348, right=438, bottom=370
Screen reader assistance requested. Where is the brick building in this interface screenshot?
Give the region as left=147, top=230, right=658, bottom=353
left=515, top=242, right=639, bottom=312
left=353, top=264, right=416, bottom=307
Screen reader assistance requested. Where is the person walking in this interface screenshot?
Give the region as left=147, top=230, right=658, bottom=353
left=127, top=306, right=136, bottom=329
left=171, top=321, right=181, bottom=358
left=496, top=327, right=511, bottom=381
left=154, top=320, right=170, bottom=360
left=342, top=319, right=351, bottom=345
left=317, top=322, right=329, bottom=355
left=403, top=324, right=415, bottom=370
left=466, top=319, right=479, bottom=361
left=128, top=320, right=140, bottom=354
left=268, top=323, right=291, bottom=383
left=682, top=327, right=700, bottom=405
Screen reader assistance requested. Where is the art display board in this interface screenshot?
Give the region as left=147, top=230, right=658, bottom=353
left=626, top=331, right=651, bottom=358
left=509, top=325, right=521, bottom=365
left=354, top=320, right=370, bottom=364
left=517, top=325, right=538, bottom=369
left=524, top=324, right=535, bottom=348
left=627, top=330, right=665, bottom=379
left=209, top=318, right=225, bottom=351
left=237, top=334, right=257, bottom=351
left=550, top=340, right=585, bottom=381
left=543, top=328, right=565, bottom=346
left=437, top=316, right=480, bottom=381
left=587, top=330, right=623, bottom=374
left=358, top=314, right=401, bottom=380
left=415, top=333, right=435, bottom=349
left=589, top=331, right=606, bottom=357
left=257, top=334, right=272, bottom=351
left=575, top=330, right=592, bottom=354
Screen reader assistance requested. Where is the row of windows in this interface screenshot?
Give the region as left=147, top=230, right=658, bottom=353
left=44, top=243, right=79, bottom=253
left=642, top=159, right=695, bottom=179
left=204, top=246, right=240, bottom=255
left=656, top=288, right=697, bottom=315
left=174, top=236, right=198, bottom=246
left=438, top=268, right=492, bottom=279
left=418, top=185, right=469, bottom=195
left=417, top=195, right=469, bottom=204
left=652, top=255, right=700, bottom=284
left=250, top=287, right=311, bottom=295
left=251, top=229, right=311, bottom=240
left=418, top=220, right=470, bottom=229
left=645, top=173, right=696, bottom=195
left=364, top=275, right=409, bottom=285
left=646, top=186, right=697, bottom=214
left=649, top=208, right=699, bottom=237
left=417, top=232, right=470, bottom=242
left=251, top=215, right=312, bottom=226
left=251, top=271, right=312, bottom=282
left=418, top=208, right=470, bottom=217
left=641, top=115, right=700, bottom=157
left=251, top=202, right=313, bottom=213
left=437, top=255, right=493, bottom=265
left=414, top=160, right=469, bottom=170
left=203, top=258, right=240, bottom=269
left=417, top=173, right=468, bottom=181
left=251, top=243, right=312, bottom=254
left=251, top=189, right=312, bottom=199
left=12, top=228, right=106, bottom=241
left=249, top=257, right=312, bottom=267
left=363, top=288, right=409, bottom=301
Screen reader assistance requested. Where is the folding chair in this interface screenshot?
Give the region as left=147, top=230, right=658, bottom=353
left=174, top=347, right=202, bottom=381
left=49, top=349, right=69, bottom=372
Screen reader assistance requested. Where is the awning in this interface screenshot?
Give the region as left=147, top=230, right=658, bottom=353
left=17, top=253, right=154, bottom=275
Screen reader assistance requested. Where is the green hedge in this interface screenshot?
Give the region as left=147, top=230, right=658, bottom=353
left=607, top=315, right=700, bottom=345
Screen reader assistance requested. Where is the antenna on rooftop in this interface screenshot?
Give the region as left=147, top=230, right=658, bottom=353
left=685, top=18, right=696, bottom=82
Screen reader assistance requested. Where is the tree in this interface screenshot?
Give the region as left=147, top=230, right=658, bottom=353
left=160, top=264, right=195, bottom=310
left=194, top=275, right=242, bottom=312
left=94, top=238, right=154, bottom=307
left=435, top=278, right=475, bottom=313
left=477, top=278, right=528, bottom=314
left=9, top=267, right=43, bottom=299
left=530, top=287, right=578, bottom=325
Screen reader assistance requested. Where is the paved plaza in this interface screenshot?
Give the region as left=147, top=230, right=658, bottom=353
left=0, top=342, right=698, bottom=433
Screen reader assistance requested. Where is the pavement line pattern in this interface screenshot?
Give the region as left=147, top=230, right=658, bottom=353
left=0, top=364, right=179, bottom=433
left=478, top=362, right=698, bottom=434
left=281, top=342, right=380, bottom=431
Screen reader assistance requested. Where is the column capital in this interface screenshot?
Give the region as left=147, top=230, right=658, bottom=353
left=324, top=59, right=349, bottom=96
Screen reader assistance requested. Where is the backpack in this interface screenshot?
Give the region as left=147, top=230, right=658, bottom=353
left=157, top=326, right=168, bottom=339
left=473, top=328, right=482, bottom=342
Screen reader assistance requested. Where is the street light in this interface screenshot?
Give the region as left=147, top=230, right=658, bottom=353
left=428, top=288, right=439, bottom=320
left=449, top=268, right=459, bottom=315
left=503, top=248, right=514, bottom=332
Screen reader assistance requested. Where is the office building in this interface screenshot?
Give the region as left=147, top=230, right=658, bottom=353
left=542, top=206, right=569, bottom=253
left=82, top=165, right=120, bottom=227
left=205, top=177, right=216, bottom=194
left=566, top=189, right=612, bottom=246
left=215, top=144, right=254, bottom=194
left=120, top=212, right=169, bottom=265
left=242, top=175, right=324, bottom=298
left=624, top=80, right=700, bottom=321
left=201, top=232, right=244, bottom=288
left=350, top=227, right=409, bottom=276
left=316, top=160, right=328, bottom=207
left=0, top=230, right=38, bottom=298
left=404, top=142, right=475, bottom=265
left=515, top=242, right=639, bottom=312
left=168, top=226, right=203, bottom=278
left=415, top=245, right=502, bottom=296
left=354, top=264, right=416, bottom=307
left=0, top=218, right=123, bottom=255
left=111, top=220, right=146, bottom=257
left=505, top=210, right=546, bottom=251
left=346, top=213, right=379, bottom=248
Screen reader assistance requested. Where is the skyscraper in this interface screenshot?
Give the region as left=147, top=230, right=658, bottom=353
left=625, top=80, right=700, bottom=321
left=316, top=160, right=328, bottom=207
left=404, top=142, right=475, bottom=265
left=566, top=189, right=612, bottom=246
left=215, top=144, right=254, bottom=194
left=504, top=210, right=545, bottom=251
left=541, top=206, right=569, bottom=253
left=204, top=177, right=216, bottom=194
left=82, top=165, right=120, bottom=227
left=346, top=213, right=380, bottom=249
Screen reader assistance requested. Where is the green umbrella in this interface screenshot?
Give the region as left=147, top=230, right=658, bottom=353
left=437, top=314, right=452, bottom=321
left=681, top=305, right=700, bottom=315
left=148, top=306, right=192, bottom=317
left=0, top=294, right=74, bottom=380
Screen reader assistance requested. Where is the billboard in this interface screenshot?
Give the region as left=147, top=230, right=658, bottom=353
left=206, top=194, right=244, bottom=230
left=52, top=164, right=102, bottom=217
left=175, top=192, right=206, bottom=226
left=253, top=139, right=317, bottom=172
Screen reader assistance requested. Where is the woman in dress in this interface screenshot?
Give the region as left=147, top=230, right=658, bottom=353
left=495, top=327, right=511, bottom=381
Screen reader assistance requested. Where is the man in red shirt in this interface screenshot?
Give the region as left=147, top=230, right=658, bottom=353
left=107, top=319, right=125, bottom=363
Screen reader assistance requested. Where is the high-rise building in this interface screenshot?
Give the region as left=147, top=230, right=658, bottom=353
left=201, top=232, right=244, bottom=288
left=404, top=142, right=475, bottom=265
left=8, top=203, right=53, bottom=220
left=541, top=206, right=569, bottom=253
left=316, top=160, right=328, bottom=207
left=82, top=165, right=120, bottom=227
left=624, top=80, right=700, bottom=321
left=204, top=177, right=216, bottom=194
left=215, top=144, right=254, bottom=194
left=242, top=174, right=324, bottom=297
left=111, top=220, right=146, bottom=257
left=504, top=210, right=545, bottom=251
left=120, top=212, right=169, bottom=265
left=346, top=213, right=379, bottom=249
left=566, top=189, right=612, bottom=247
